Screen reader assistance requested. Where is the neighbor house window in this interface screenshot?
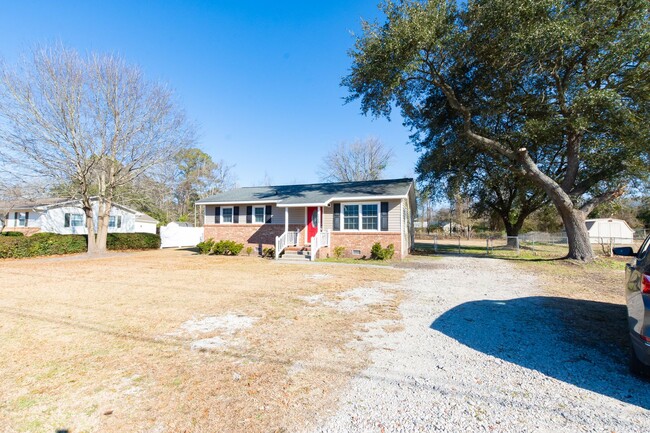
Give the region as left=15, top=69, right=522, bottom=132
left=64, top=213, right=84, bottom=228
left=108, top=215, right=122, bottom=228
left=15, top=212, right=27, bottom=227
left=221, top=207, right=233, bottom=223
left=253, top=206, right=265, bottom=224
left=343, top=203, right=379, bottom=231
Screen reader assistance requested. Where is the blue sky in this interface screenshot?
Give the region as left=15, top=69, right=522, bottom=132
left=0, top=1, right=419, bottom=187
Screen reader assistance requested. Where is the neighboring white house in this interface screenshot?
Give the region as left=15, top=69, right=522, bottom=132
left=135, top=213, right=159, bottom=234
left=0, top=197, right=157, bottom=235
left=585, top=218, right=635, bottom=244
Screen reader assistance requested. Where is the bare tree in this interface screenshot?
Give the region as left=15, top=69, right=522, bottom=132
left=319, top=137, right=393, bottom=182
left=0, top=45, right=194, bottom=253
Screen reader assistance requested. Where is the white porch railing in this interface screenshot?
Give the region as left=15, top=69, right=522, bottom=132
left=275, top=229, right=300, bottom=259
left=309, top=230, right=331, bottom=261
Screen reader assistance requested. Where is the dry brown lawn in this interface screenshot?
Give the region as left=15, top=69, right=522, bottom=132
left=0, top=249, right=404, bottom=433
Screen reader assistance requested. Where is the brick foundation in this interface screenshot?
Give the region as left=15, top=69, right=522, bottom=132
left=203, top=224, right=306, bottom=252
left=317, top=232, right=403, bottom=259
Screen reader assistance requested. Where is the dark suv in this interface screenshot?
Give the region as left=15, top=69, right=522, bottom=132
left=614, top=235, right=650, bottom=376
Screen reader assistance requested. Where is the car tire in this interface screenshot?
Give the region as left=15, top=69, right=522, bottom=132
left=630, top=346, right=650, bottom=377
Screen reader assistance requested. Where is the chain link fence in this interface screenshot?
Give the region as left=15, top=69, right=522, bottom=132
left=415, top=229, right=646, bottom=258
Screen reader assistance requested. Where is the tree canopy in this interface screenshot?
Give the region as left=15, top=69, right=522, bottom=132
left=344, top=0, right=649, bottom=261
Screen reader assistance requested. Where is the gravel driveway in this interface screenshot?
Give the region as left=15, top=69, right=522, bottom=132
left=305, top=256, right=650, bottom=433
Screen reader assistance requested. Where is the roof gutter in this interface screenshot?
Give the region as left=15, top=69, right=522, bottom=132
left=277, top=194, right=409, bottom=208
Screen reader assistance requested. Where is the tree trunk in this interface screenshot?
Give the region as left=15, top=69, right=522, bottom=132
left=503, top=219, right=524, bottom=247
left=512, top=150, right=596, bottom=261
left=84, top=206, right=99, bottom=255
left=95, top=199, right=111, bottom=253
left=557, top=206, right=593, bottom=261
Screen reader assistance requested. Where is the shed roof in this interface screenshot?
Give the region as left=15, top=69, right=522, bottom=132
left=196, top=178, right=414, bottom=207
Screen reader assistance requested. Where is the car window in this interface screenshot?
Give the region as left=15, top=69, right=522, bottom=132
left=638, top=235, right=650, bottom=261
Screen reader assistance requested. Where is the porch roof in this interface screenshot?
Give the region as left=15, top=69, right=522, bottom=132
left=196, top=178, right=414, bottom=207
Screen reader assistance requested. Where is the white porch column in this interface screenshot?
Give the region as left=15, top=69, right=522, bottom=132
left=284, top=207, right=289, bottom=233
left=317, top=207, right=321, bottom=232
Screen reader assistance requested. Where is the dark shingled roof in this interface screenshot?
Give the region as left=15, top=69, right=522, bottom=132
left=196, top=178, right=414, bottom=206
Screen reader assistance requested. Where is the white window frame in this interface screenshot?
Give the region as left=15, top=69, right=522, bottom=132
left=108, top=215, right=122, bottom=229
left=253, top=206, right=265, bottom=224
left=15, top=212, right=27, bottom=227
left=341, top=202, right=380, bottom=232
left=220, top=206, right=234, bottom=224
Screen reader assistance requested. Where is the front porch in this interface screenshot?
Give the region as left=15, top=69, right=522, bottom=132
left=274, top=205, right=330, bottom=261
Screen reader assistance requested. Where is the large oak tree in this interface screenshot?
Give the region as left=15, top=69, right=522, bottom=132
left=344, top=0, right=649, bottom=261
left=0, top=45, right=194, bottom=253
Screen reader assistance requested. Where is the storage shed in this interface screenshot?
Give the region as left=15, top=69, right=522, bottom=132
left=585, top=218, right=635, bottom=244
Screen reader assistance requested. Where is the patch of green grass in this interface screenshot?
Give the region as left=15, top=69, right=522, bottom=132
left=18, top=418, right=42, bottom=433
left=413, top=241, right=571, bottom=262
left=14, top=395, right=37, bottom=410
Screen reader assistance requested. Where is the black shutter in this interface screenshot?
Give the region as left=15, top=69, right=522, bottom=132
left=265, top=205, right=272, bottom=223
left=214, top=206, right=220, bottom=224
left=14, top=212, right=18, bottom=227
left=381, top=202, right=389, bottom=231
left=233, top=206, right=240, bottom=223
left=25, top=212, right=29, bottom=227
left=246, top=206, right=252, bottom=224
left=64, top=213, right=70, bottom=228
left=333, top=203, right=340, bottom=231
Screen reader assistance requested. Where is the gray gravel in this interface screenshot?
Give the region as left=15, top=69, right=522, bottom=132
left=305, top=256, right=650, bottom=433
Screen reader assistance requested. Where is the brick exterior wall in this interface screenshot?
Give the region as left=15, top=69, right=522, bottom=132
left=204, top=225, right=405, bottom=259
left=204, top=224, right=306, bottom=251
left=317, top=232, right=403, bottom=259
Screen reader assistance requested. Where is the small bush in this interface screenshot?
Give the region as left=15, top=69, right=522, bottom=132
left=1, top=231, right=24, bottom=237
left=262, top=247, right=275, bottom=258
left=370, top=242, right=395, bottom=260
left=212, top=240, right=244, bottom=256
left=245, top=246, right=253, bottom=256
left=333, top=246, right=346, bottom=258
left=197, top=239, right=215, bottom=255
left=106, top=233, right=161, bottom=250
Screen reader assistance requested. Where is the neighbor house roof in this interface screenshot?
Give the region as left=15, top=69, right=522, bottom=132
left=135, top=213, right=158, bottom=224
left=0, top=197, right=72, bottom=212
left=0, top=196, right=156, bottom=222
left=195, top=178, right=414, bottom=207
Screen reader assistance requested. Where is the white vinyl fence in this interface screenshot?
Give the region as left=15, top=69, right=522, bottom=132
left=160, top=223, right=203, bottom=248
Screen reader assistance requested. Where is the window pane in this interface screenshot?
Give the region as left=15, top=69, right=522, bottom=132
left=254, top=207, right=264, bottom=223
left=17, top=213, right=26, bottom=227
left=109, top=216, right=116, bottom=228
left=343, top=205, right=359, bottom=230
left=362, top=216, right=378, bottom=230
left=361, top=204, right=378, bottom=230
left=222, top=208, right=233, bottom=223
left=71, top=214, right=83, bottom=227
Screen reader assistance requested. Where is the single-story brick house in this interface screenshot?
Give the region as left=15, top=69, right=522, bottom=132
left=195, top=178, right=416, bottom=260
left=0, top=197, right=158, bottom=235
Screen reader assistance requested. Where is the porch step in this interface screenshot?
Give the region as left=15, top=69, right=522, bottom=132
left=279, top=247, right=311, bottom=261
